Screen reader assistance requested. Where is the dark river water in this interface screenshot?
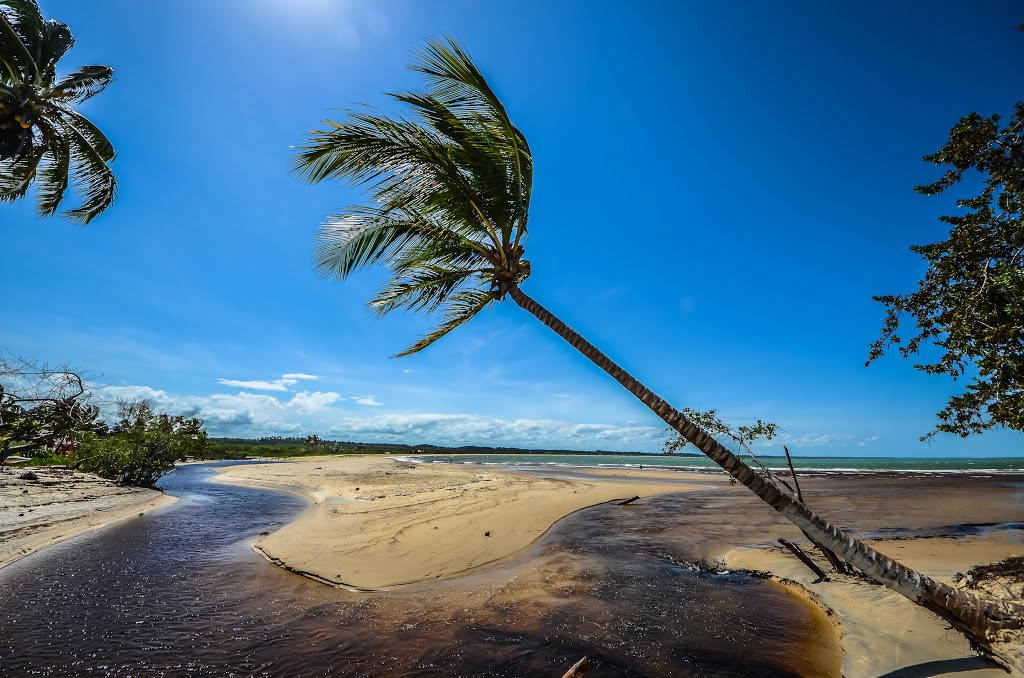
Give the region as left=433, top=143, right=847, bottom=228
left=0, top=463, right=838, bottom=677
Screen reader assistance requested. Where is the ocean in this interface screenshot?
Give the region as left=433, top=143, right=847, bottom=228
left=399, top=453, right=1024, bottom=474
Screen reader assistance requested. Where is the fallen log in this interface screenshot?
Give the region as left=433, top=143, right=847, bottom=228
left=778, top=538, right=828, bottom=580
left=619, top=496, right=640, bottom=506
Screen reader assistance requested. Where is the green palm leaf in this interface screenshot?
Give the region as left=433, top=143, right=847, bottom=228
left=34, top=17, right=73, bottom=86
left=35, top=125, right=69, bottom=215
left=0, top=146, right=42, bottom=199
left=59, top=115, right=116, bottom=223
left=0, top=1, right=42, bottom=77
left=394, top=289, right=494, bottom=357
left=0, top=0, right=116, bottom=221
left=0, top=7, right=37, bottom=84
left=294, top=37, right=534, bottom=355
left=48, top=65, right=113, bottom=103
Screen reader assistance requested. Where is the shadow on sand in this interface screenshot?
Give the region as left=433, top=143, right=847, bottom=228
left=876, top=656, right=995, bottom=677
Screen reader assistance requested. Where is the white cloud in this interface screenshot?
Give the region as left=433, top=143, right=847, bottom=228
left=324, top=413, right=664, bottom=450
left=210, top=392, right=285, bottom=410
left=353, top=395, right=383, bottom=407
left=98, top=385, right=170, bottom=402
left=217, top=378, right=290, bottom=392
left=857, top=435, right=881, bottom=447
left=290, top=391, right=341, bottom=414
left=216, top=372, right=321, bottom=392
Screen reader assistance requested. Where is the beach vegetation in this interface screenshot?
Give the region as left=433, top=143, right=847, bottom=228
left=868, top=101, right=1024, bottom=439
left=0, top=0, right=117, bottom=222
left=664, top=408, right=781, bottom=486
left=292, top=37, right=1023, bottom=659
left=73, top=399, right=208, bottom=487
left=0, top=355, right=104, bottom=463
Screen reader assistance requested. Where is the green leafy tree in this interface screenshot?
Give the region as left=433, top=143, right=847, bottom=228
left=0, top=0, right=116, bottom=222
left=76, top=400, right=208, bottom=487
left=292, top=38, right=1022, bottom=657
left=868, top=103, right=1024, bottom=439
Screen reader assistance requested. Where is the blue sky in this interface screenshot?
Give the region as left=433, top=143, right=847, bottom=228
left=3, top=0, right=1022, bottom=456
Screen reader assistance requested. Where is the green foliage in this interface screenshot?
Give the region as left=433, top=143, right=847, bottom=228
left=0, top=0, right=116, bottom=222
left=663, top=408, right=778, bottom=455
left=292, top=37, right=532, bottom=356
left=868, top=102, right=1024, bottom=438
left=75, top=400, right=208, bottom=487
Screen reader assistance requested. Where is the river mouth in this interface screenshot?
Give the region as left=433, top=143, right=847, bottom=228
left=0, top=462, right=839, bottom=677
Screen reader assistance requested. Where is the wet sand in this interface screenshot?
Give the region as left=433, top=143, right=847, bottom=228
left=0, top=465, right=177, bottom=570
left=688, top=472, right=1024, bottom=678
left=219, top=457, right=1024, bottom=677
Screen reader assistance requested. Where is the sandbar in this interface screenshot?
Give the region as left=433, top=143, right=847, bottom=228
left=215, top=455, right=719, bottom=589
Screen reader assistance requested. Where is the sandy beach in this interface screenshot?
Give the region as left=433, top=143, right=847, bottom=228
left=217, top=456, right=1024, bottom=677
left=215, top=455, right=723, bottom=589
left=2, top=455, right=1020, bottom=676
left=0, top=465, right=177, bottom=570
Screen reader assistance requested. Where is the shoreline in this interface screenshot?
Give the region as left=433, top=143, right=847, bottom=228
left=400, top=453, right=1024, bottom=476
left=0, top=466, right=178, bottom=571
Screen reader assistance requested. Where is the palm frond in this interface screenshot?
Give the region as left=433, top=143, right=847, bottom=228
left=58, top=116, right=116, bottom=223
left=0, top=145, right=42, bottom=199
left=35, top=18, right=72, bottom=86
left=55, top=105, right=114, bottom=160
left=370, top=265, right=480, bottom=316
left=294, top=37, right=531, bottom=355
left=0, top=1, right=44, bottom=42
left=394, top=288, right=493, bottom=357
left=390, top=90, right=516, bottom=234
left=48, top=65, right=112, bottom=103
left=0, top=0, right=116, bottom=220
left=0, top=7, right=37, bottom=84
left=294, top=110, right=502, bottom=247
left=35, top=126, right=69, bottom=215
left=314, top=205, right=489, bottom=280
left=314, top=209, right=424, bottom=281
left=412, top=37, right=532, bottom=241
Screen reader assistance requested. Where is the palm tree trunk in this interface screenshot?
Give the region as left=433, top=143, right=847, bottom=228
left=509, top=286, right=1023, bottom=652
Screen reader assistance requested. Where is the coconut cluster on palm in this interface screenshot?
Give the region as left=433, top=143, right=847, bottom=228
left=0, top=0, right=116, bottom=222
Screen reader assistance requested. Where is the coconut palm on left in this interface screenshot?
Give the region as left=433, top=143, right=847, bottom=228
left=0, top=0, right=116, bottom=223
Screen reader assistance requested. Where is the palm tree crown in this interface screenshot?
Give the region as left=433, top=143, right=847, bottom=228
left=292, top=38, right=532, bottom=356
left=0, top=0, right=116, bottom=223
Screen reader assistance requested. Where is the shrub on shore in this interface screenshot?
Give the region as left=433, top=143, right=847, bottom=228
left=73, top=400, right=208, bottom=488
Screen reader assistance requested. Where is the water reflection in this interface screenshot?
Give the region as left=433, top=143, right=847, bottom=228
left=0, top=463, right=838, bottom=676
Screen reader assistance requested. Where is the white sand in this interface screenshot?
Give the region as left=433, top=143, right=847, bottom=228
left=0, top=465, right=176, bottom=570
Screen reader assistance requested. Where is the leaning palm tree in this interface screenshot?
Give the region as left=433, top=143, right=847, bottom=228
left=293, top=38, right=1022, bottom=659
left=0, top=0, right=116, bottom=222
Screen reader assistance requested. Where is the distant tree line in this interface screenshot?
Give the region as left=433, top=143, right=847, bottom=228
left=202, top=437, right=676, bottom=460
